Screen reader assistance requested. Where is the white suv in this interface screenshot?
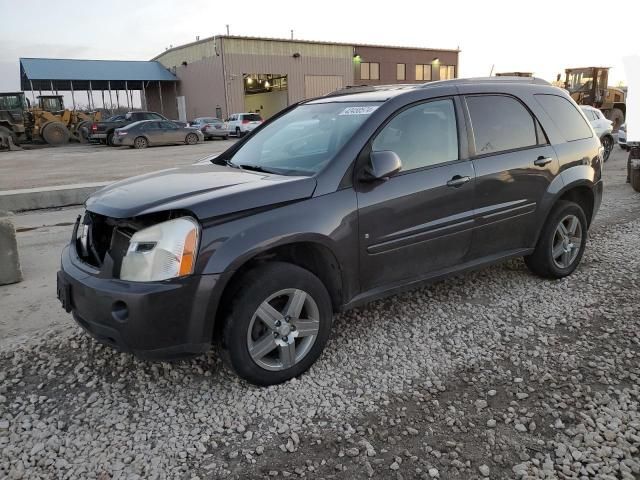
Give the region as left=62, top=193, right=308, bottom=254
left=226, top=113, right=263, bottom=137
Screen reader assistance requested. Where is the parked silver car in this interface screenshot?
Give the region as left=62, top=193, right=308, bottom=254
left=112, top=120, right=204, bottom=149
left=190, top=117, right=229, bottom=140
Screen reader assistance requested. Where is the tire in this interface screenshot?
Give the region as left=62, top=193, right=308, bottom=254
left=133, top=136, right=148, bottom=149
left=106, top=132, right=115, bottom=147
left=601, top=135, right=613, bottom=162
left=631, top=168, right=640, bottom=193
left=525, top=200, right=588, bottom=279
left=223, top=135, right=229, bottom=140
left=235, top=127, right=241, bottom=138
left=608, top=108, right=624, bottom=131
left=219, top=262, right=333, bottom=386
left=76, top=121, right=92, bottom=143
left=42, top=121, right=70, bottom=145
left=0, top=126, right=18, bottom=147
left=185, top=133, right=198, bottom=145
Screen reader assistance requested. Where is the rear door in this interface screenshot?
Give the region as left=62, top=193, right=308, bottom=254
left=463, top=94, right=558, bottom=258
left=356, top=97, right=476, bottom=291
left=142, top=121, right=162, bottom=144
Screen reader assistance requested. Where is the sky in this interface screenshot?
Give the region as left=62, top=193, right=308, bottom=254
left=1, top=0, right=639, bottom=99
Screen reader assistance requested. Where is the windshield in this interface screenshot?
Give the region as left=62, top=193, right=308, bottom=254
left=228, top=102, right=381, bottom=175
left=566, top=70, right=594, bottom=93
left=0, top=94, right=25, bottom=111
left=242, top=114, right=262, bottom=122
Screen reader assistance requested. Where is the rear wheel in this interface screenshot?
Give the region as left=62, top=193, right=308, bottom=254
left=608, top=108, right=624, bottom=131
left=525, top=200, right=587, bottom=279
left=601, top=135, right=613, bottom=162
left=185, top=132, right=198, bottom=145
left=76, top=121, right=92, bottom=143
left=235, top=127, right=241, bottom=138
left=219, top=262, right=333, bottom=386
left=106, top=132, right=115, bottom=147
left=42, top=121, right=70, bottom=145
left=133, top=136, right=148, bottom=149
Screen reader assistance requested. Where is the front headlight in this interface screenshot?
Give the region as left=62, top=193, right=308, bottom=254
left=120, top=217, right=199, bottom=282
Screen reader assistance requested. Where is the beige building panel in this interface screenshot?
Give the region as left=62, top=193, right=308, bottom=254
left=155, top=39, right=218, bottom=69
left=304, top=75, right=344, bottom=98
left=223, top=38, right=352, bottom=59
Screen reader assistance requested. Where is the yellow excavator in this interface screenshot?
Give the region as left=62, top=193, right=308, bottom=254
left=562, top=67, right=626, bottom=130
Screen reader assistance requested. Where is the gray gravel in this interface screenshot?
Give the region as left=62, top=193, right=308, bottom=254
left=1, top=148, right=639, bottom=479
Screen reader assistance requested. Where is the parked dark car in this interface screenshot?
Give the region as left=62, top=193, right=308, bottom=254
left=190, top=117, right=229, bottom=140
left=111, top=120, right=204, bottom=149
left=90, top=111, right=169, bottom=146
left=58, top=77, right=603, bottom=386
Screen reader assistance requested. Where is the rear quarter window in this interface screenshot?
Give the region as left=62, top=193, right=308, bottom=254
left=535, top=94, right=592, bottom=141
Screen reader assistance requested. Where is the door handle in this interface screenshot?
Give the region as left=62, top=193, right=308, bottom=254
left=534, top=156, right=553, bottom=167
left=447, top=175, right=471, bottom=187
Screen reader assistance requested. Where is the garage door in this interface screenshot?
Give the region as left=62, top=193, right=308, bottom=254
left=304, top=75, right=344, bottom=99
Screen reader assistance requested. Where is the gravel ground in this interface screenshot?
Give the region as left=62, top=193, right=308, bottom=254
left=1, top=149, right=639, bottom=479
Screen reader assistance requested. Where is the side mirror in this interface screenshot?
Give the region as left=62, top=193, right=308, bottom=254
left=363, top=151, right=402, bottom=181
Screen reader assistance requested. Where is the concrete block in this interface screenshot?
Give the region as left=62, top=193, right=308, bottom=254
left=0, top=182, right=109, bottom=212
left=0, top=217, right=22, bottom=285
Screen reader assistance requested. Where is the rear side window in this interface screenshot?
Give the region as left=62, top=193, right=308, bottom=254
left=466, top=95, right=537, bottom=155
left=535, top=94, right=592, bottom=141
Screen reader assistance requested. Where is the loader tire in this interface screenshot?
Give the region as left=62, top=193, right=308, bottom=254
left=42, top=121, right=70, bottom=145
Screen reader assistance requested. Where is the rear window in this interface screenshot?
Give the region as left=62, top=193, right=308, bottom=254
left=243, top=114, right=262, bottom=122
left=535, top=94, right=592, bottom=141
left=466, top=95, right=537, bottom=155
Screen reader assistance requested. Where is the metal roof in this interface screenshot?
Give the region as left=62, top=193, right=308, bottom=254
left=20, top=58, right=177, bottom=91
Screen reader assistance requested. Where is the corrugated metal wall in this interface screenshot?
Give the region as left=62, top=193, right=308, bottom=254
left=222, top=38, right=354, bottom=115
left=155, top=39, right=218, bottom=69
left=304, top=75, right=344, bottom=98
left=173, top=56, right=226, bottom=120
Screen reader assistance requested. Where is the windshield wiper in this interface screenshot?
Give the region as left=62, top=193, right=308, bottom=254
left=234, top=164, right=280, bottom=174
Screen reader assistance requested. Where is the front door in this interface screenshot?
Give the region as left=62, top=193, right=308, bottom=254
left=356, top=98, right=476, bottom=292
left=159, top=121, right=183, bottom=143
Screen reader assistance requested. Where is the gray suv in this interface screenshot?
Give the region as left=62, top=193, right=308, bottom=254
left=58, top=77, right=603, bottom=386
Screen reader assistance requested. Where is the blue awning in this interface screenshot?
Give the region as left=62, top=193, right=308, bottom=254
left=20, top=58, right=177, bottom=91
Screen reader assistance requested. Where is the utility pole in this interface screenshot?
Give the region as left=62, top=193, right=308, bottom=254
left=226, top=24, right=230, bottom=35
left=291, top=29, right=294, bottom=40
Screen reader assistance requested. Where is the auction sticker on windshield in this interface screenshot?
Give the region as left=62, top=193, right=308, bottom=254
left=339, top=106, right=379, bottom=115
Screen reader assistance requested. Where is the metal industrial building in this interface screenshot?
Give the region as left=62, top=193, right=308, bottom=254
left=149, top=35, right=459, bottom=121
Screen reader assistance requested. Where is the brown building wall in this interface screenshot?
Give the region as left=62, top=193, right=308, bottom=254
left=354, top=46, right=459, bottom=85
left=145, top=81, right=179, bottom=119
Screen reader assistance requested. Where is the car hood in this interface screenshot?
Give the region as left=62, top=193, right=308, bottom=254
left=85, top=164, right=317, bottom=220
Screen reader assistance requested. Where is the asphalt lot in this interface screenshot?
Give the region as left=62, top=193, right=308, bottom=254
left=0, top=146, right=639, bottom=479
left=0, top=140, right=237, bottom=191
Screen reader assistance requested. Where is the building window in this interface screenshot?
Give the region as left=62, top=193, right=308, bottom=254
left=440, top=65, right=456, bottom=80
left=361, top=62, right=379, bottom=80
left=415, top=64, right=432, bottom=82
left=397, top=63, right=406, bottom=81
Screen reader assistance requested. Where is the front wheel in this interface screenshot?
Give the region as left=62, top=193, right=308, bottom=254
left=525, top=200, right=587, bottom=279
left=219, top=262, right=333, bottom=386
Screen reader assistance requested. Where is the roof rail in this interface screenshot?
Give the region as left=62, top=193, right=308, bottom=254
left=420, top=76, right=551, bottom=88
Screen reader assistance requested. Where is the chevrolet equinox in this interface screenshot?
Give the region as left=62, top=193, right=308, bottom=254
left=58, top=77, right=603, bottom=386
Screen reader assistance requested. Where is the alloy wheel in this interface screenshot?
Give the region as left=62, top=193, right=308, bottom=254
left=551, top=214, right=583, bottom=269
left=602, top=136, right=613, bottom=161
left=246, top=288, right=320, bottom=371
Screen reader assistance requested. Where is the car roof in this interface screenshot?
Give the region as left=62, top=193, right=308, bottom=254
left=308, top=76, right=553, bottom=104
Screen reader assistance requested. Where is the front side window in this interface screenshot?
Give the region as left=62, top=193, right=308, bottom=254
left=372, top=99, right=458, bottom=172
left=535, top=94, right=592, bottom=142
left=228, top=102, right=380, bottom=176
left=466, top=95, right=537, bottom=155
